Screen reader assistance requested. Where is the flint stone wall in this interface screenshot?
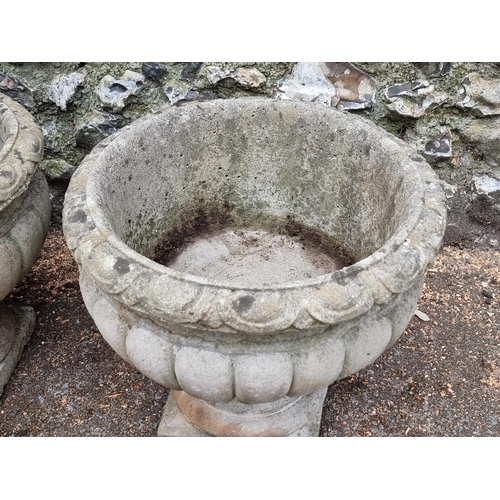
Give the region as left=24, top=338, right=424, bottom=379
left=1, top=61, right=499, bottom=245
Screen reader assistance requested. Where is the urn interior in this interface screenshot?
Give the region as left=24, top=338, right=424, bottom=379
left=89, top=99, right=421, bottom=286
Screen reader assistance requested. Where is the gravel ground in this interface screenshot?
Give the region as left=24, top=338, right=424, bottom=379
left=1, top=183, right=499, bottom=437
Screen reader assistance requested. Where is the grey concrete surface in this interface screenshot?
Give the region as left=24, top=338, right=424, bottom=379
left=63, top=98, right=446, bottom=436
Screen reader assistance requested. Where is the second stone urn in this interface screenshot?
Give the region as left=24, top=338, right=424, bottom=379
left=63, top=97, right=447, bottom=436
left=0, top=94, right=51, bottom=395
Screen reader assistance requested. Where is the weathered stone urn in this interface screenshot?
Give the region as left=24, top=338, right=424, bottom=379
left=63, top=97, right=447, bottom=436
left=0, top=94, right=51, bottom=395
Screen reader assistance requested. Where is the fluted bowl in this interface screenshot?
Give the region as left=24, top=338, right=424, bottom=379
left=63, top=97, right=446, bottom=408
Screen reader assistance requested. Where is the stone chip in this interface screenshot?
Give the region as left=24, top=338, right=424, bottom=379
left=206, top=66, right=266, bottom=88
left=457, top=73, right=500, bottom=116
left=275, top=62, right=338, bottom=106
left=423, top=129, right=452, bottom=163
left=319, top=62, right=376, bottom=110
left=47, top=71, right=86, bottom=110
left=97, top=70, right=145, bottom=111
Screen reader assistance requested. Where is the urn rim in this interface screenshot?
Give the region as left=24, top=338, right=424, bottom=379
left=63, top=98, right=447, bottom=333
left=0, top=94, right=44, bottom=211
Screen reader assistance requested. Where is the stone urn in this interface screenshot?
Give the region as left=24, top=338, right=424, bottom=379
left=0, top=94, right=51, bottom=395
left=63, top=97, right=447, bottom=436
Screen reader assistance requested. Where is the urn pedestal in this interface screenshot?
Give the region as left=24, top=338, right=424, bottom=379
left=63, top=98, right=446, bottom=436
left=0, top=94, right=51, bottom=395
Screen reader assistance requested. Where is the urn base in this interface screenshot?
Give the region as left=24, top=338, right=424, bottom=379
left=0, top=304, right=35, bottom=397
left=158, top=387, right=328, bottom=437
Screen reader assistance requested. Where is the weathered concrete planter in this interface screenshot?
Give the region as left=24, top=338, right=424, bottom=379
left=0, top=94, right=51, bottom=395
left=63, top=97, right=447, bottom=436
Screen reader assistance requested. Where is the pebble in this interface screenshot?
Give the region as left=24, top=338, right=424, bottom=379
left=415, top=310, right=430, bottom=321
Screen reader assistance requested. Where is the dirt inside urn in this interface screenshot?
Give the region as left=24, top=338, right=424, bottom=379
left=153, top=209, right=355, bottom=286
